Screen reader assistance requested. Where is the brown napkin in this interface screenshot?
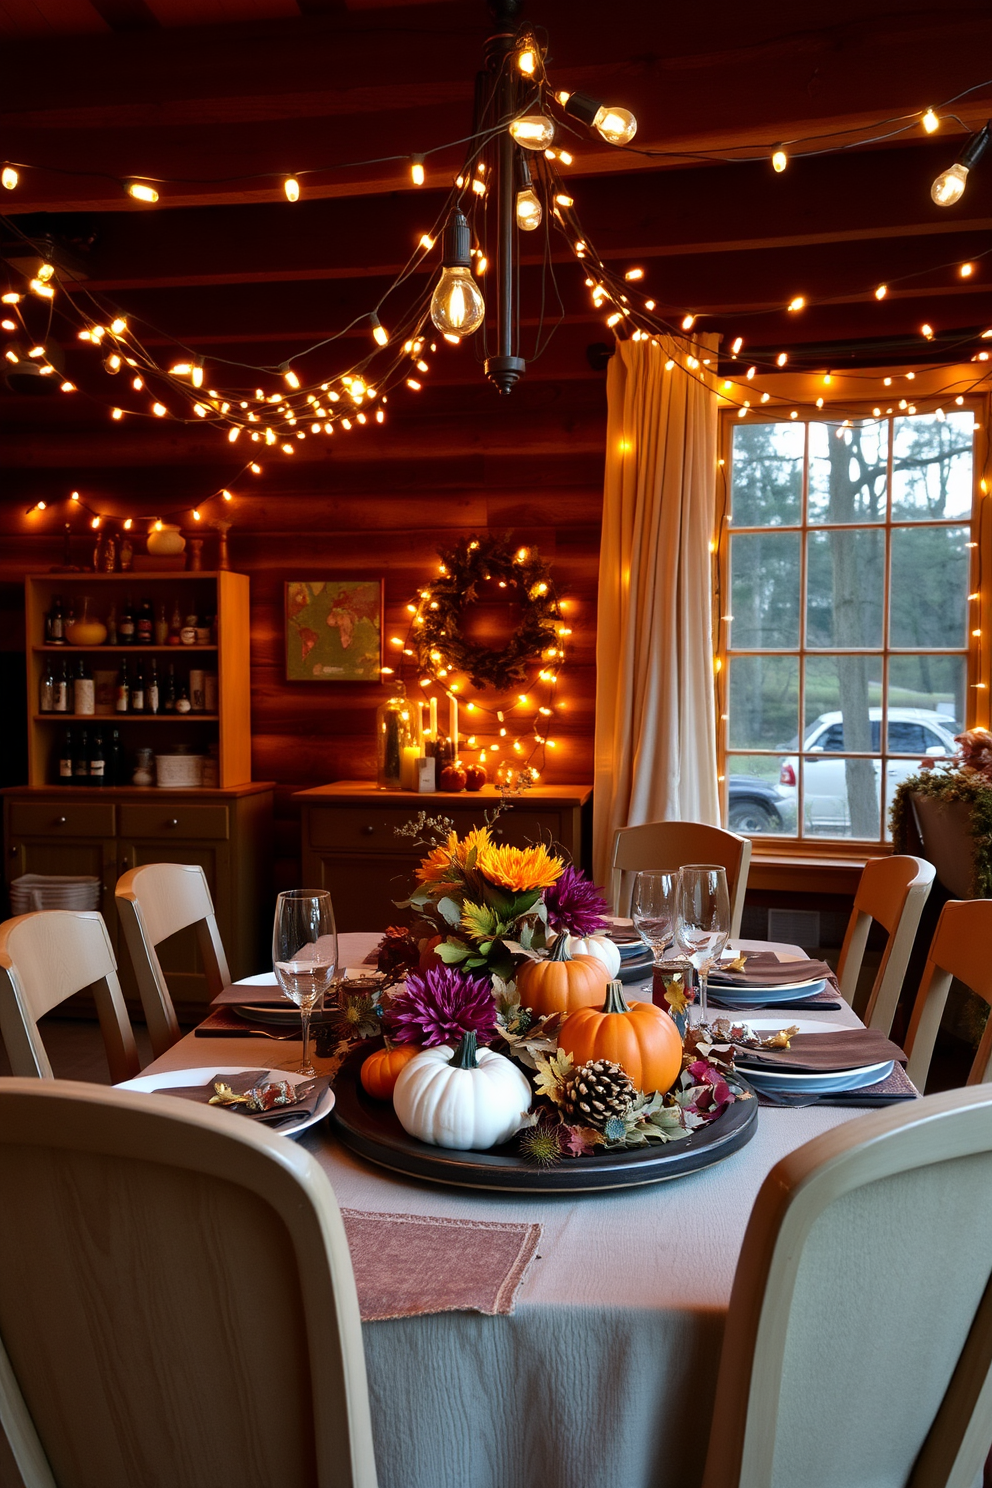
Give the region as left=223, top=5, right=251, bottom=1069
left=710, top=952, right=834, bottom=988
left=211, top=981, right=291, bottom=1007
left=154, top=1069, right=330, bottom=1127
left=340, top=1209, right=541, bottom=1321
left=194, top=1007, right=283, bottom=1037
left=735, top=1028, right=906, bottom=1073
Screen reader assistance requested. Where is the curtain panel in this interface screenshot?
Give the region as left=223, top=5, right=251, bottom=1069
left=592, top=335, right=721, bottom=888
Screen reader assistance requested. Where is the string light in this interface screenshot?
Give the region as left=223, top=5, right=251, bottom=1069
left=787, top=296, right=805, bottom=312
left=410, top=155, right=425, bottom=186
left=932, top=123, right=991, bottom=205
left=284, top=177, right=300, bottom=202
left=922, top=108, right=939, bottom=134
left=875, top=284, right=888, bottom=300
left=772, top=148, right=788, bottom=172
left=1, top=166, right=17, bottom=190
left=960, top=262, right=975, bottom=277
left=125, top=181, right=159, bottom=203
left=370, top=313, right=389, bottom=347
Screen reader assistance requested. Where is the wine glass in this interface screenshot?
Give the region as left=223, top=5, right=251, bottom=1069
left=272, top=890, right=338, bottom=1077
left=631, top=870, right=677, bottom=964
left=673, top=865, right=731, bottom=1029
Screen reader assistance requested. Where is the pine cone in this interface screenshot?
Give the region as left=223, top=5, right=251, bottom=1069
left=561, top=1059, right=635, bottom=1131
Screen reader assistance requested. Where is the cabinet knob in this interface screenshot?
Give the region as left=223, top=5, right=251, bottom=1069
left=167, top=818, right=179, bottom=828
left=55, top=816, right=67, bottom=825
left=361, top=824, right=375, bottom=836
left=9, top=846, right=18, bottom=856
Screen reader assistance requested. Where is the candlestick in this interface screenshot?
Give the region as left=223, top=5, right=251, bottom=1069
left=449, top=696, right=459, bottom=759
left=429, top=696, right=438, bottom=742
left=415, top=700, right=424, bottom=750
left=400, top=744, right=421, bottom=791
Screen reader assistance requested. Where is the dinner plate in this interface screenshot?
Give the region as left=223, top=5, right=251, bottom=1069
left=708, top=978, right=827, bottom=1005
left=228, top=969, right=376, bottom=1025
left=734, top=1058, right=895, bottom=1095
left=114, top=1065, right=335, bottom=1137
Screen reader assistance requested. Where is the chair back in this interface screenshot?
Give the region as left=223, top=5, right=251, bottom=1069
left=116, top=863, right=231, bottom=1057
left=0, top=1079, right=378, bottom=1488
left=701, top=1085, right=992, bottom=1488
left=904, top=899, right=992, bottom=1091
left=611, top=821, right=751, bottom=938
left=0, top=911, right=138, bottom=1082
left=836, top=855, right=935, bottom=1034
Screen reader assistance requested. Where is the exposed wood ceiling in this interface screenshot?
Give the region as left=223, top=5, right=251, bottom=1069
left=3, top=0, right=992, bottom=467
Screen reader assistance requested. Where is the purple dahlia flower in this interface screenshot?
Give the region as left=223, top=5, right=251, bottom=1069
left=542, top=865, right=611, bottom=937
left=388, top=963, right=497, bottom=1047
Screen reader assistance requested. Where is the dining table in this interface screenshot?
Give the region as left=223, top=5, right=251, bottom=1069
left=141, top=932, right=899, bottom=1488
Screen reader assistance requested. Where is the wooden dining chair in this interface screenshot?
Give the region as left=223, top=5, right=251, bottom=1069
left=0, top=1077, right=378, bottom=1488
left=835, top=854, right=936, bottom=1035
left=115, top=863, right=232, bottom=1057
left=701, top=1084, right=992, bottom=1488
left=610, top=821, right=752, bottom=937
left=0, top=910, right=139, bottom=1083
left=902, top=899, right=992, bottom=1093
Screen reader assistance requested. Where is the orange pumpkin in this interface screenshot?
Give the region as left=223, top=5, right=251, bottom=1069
left=558, top=980, right=683, bottom=1095
left=360, top=1042, right=421, bottom=1100
left=515, top=932, right=610, bottom=1017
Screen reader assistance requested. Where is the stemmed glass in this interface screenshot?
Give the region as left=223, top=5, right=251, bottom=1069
left=631, top=870, right=677, bottom=964
left=272, top=890, right=338, bottom=1077
left=673, top=865, right=731, bottom=1029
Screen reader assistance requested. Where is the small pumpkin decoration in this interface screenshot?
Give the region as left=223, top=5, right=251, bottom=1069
left=558, top=980, right=683, bottom=1096
left=360, top=1041, right=421, bottom=1101
left=392, top=1031, right=532, bottom=1150
left=515, top=932, right=609, bottom=1018
left=565, top=933, right=622, bottom=980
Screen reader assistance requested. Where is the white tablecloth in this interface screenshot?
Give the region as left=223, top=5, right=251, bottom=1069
left=147, top=934, right=870, bottom=1488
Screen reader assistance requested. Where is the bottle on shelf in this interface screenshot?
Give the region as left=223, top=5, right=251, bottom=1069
left=168, top=601, right=182, bottom=645
left=106, top=604, right=118, bottom=645
left=137, top=596, right=153, bottom=644
left=73, top=729, right=90, bottom=784
left=89, top=730, right=106, bottom=786
left=164, top=662, right=177, bottom=712
left=47, top=595, right=65, bottom=645
left=58, top=728, right=74, bottom=783
left=39, top=660, right=54, bottom=714
left=119, top=533, right=133, bottom=571
left=154, top=602, right=169, bottom=645
left=115, top=659, right=130, bottom=714
left=181, top=613, right=198, bottom=646
left=131, top=660, right=145, bottom=714
left=53, top=660, right=70, bottom=713
left=147, top=658, right=160, bottom=715
left=175, top=679, right=192, bottom=713
left=108, top=728, right=123, bottom=786
left=73, top=656, right=95, bottom=717
left=119, top=596, right=136, bottom=644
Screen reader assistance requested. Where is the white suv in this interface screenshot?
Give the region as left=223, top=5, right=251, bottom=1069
left=777, top=708, right=959, bottom=835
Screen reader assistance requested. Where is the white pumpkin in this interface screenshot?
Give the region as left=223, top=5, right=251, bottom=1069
left=392, top=1033, right=532, bottom=1151
left=566, top=934, right=622, bottom=980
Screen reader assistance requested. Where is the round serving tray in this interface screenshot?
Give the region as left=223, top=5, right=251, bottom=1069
left=328, top=1048, right=758, bottom=1193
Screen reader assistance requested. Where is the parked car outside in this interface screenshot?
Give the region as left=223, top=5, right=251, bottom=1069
left=776, top=708, right=959, bottom=835
left=726, top=775, right=794, bottom=835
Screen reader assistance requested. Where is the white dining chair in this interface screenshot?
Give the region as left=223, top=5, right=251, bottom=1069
left=835, top=854, right=935, bottom=1035
left=903, top=899, right=992, bottom=1092
left=0, top=910, right=139, bottom=1083
left=0, top=1077, right=378, bottom=1488
left=701, top=1084, right=992, bottom=1488
left=610, top=821, right=751, bottom=937
left=116, top=863, right=231, bottom=1058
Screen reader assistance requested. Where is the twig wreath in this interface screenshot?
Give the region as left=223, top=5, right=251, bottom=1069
left=411, top=534, right=566, bottom=691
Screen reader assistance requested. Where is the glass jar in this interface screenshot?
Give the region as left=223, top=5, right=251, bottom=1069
left=64, top=597, right=108, bottom=648
left=132, top=746, right=155, bottom=787
left=376, top=682, right=415, bottom=789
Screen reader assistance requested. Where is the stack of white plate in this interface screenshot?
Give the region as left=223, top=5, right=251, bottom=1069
left=9, top=874, right=101, bottom=914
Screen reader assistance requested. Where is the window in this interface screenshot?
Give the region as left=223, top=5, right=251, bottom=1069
left=719, top=408, right=979, bottom=844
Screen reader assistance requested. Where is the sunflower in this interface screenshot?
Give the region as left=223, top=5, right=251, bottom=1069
left=453, top=825, right=492, bottom=867
left=414, top=825, right=493, bottom=885
left=476, top=841, right=564, bottom=892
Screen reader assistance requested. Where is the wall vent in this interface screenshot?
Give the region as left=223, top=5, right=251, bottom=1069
left=767, top=908, right=822, bottom=951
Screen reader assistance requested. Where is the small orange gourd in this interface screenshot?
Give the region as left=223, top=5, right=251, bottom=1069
left=558, top=980, right=683, bottom=1095
left=360, top=1041, right=421, bottom=1100
left=515, top=932, right=610, bottom=1017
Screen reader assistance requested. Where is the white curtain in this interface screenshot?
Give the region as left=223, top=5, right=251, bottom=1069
left=592, top=334, right=721, bottom=887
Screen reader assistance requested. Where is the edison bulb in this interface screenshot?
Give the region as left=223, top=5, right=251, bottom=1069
left=509, top=115, right=556, bottom=151
left=593, top=105, right=636, bottom=145
left=430, top=267, right=485, bottom=337
left=1, top=166, right=17, bottom=190
left=126, top=181, right=159, bottom=203
left=516, top=186, right=542, bottom=231
left=932, top=162, right=968, bottom=205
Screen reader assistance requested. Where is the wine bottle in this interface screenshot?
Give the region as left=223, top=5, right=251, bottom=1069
left=137, top=596, right=153, bottom=644
left=58, top=727, right=74, bottom=783
left=108, top=727, right=123, bottom=786
left=74, top=728, right=90, bottom=784
left=147, top=657, right=160, bottom=715
left=168, top=601, right=182, bottom=645
left=154, top=601, right=169, bottom=645
left=73, top=656, right=95, bottom=716
left=89, top=730, right=106, bottom=786
left=106, top=604, right=118, bottom=645
left=53, top=659, right=70, bottom=713
left=48, top=595, right=65, bottom=645
left=131, top=660, right=145, bottom=714
left=116, top=659, right=130, bottom=714
left=164, top=662, right=176, bottom=712
left=119, top=596, right=136, bottom=644
left=39, top=660, right=54, bottom=713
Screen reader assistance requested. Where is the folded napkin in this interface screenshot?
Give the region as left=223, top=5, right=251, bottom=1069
left=735, top=1028, right=906, bottom=1074
left=709, top=985, right=843, bottom=1013
left=709, top=952, right=835, bottom=988
left=756, top=1063, right=919, bottom=1108
left=211, top=980, right=290, bottom=1007
left=340, top=1209, right=541, bottom=1321
left=194, top=1007, right=287, bottom=1037
left=154, top=1069, right=329, bottom=1127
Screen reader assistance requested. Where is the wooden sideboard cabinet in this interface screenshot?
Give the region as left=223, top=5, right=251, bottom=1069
left=294, top=781, right=593, bottom=931
left=3, top=783, right=274, bottom=1018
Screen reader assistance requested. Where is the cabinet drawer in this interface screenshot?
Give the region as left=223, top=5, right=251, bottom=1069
left=307, top=806, right=423, bottom=852
left=119, top=804, right=230, bottom=841
left=10, top=801, right=116, bottom=838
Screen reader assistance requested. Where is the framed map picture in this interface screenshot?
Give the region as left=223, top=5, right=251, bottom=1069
left=284, top=579, right=383, bottom=682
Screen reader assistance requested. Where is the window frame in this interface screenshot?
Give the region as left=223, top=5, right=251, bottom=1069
left=715, top=393, right=991, bottom=859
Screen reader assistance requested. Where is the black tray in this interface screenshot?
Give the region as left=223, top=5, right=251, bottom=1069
left=328, top=1047, right=758, bottom=1192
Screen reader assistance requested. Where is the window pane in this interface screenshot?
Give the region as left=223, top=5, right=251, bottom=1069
left=725, top=755, right=797, bottom=837
left=730, top=422, right=804, bottom=527
left=891, top=411, right=974, bottom=521
left=887, top=655, right=965, bottom=745
left=729, top=532, right=800, bottom=648
left=806, top=529, right=884, bottom=648
left=802, top=755, right=881, bottom=839
left=889, top=526, right=969, bottom=648
left=803, top=653, right=881, bottom=757
left=728, top=655, right=799, bottom=750
left=808, top=420, right=887, bottom=524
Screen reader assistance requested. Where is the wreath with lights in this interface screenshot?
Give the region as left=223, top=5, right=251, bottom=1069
left=411, top=534, right=564, bottom=691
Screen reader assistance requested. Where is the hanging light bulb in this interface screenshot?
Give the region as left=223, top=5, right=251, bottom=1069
left=1, top=165, right=17, bottom=190
left=922, top=108, right=940, bottom=134
left=509, top=115, right=556, bottom=151
left=410, top=155, right=425, bottom=186
left=516, top=42, right=538, bottom=74
left=771, top=148, right=788, bottom=173
left=281, top=364, right=301, bottom=389
left=125, top=180, right=159, bottom=203
left=429, top=209, right=485, bottom=338
left=370, top=312, right=389, bottom=346
left=931, top=122, right=991, bottom=205
left=284, top=177, right=300, bottom=202
left=561, top=91, right=637, bottom=145
left=515, top=154, right=541, bottom=231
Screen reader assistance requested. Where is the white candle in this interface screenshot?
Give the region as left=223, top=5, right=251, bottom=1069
left=429, top=696, right=438, bottom=742
left=400, top=745, right=420, bottom=791
left=449, top=696, right=459, bottom=759
left=415, top=701, right=424, bottom=750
